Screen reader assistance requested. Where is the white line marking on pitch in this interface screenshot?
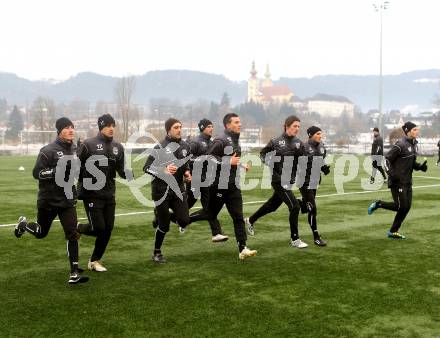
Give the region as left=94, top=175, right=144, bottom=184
left=1, top=183, right=440, bottom=228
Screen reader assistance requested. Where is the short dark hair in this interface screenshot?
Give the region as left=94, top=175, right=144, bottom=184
left=223, top=113, right=239, bottom=127
left=284, top=115, right=300, bottom=131
left=373, top=127, right=379, bottom=132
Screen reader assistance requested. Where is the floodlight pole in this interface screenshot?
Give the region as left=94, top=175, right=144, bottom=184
left=374, top=1, right=389, bottom=135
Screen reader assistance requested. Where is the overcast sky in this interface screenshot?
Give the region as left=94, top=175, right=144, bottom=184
left=0, top=0, right=438, bottom=81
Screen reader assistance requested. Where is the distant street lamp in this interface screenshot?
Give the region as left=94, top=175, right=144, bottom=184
left=373, top=1, right=389, bottom=134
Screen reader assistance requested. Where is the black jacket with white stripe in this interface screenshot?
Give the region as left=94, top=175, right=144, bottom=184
left=32, top=138, right=77, bottom=208
left=385, top=136, right=425, bottom=187
left=77, top=133, right=127, bottom=201
left=260, top=132, right=305, bottom=187
left=143, top=135, right=191, bottom=198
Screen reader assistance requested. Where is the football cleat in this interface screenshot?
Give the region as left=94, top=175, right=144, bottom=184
left=152, top=253, right=167, bottom=264
left=212, top=234, right=229, bottom=243
left=239, top=247, right=257, bottom=260
left=88, top=260, right=107, bottom=272
left=245, top=218, right=254, bottom=236
left=368, top=201, right=379, bottom=215
left=387, top=231, right=406, bottom=239
left=14, top=216, right=27, bottom=238
left=314, top=237, right=327, bottom=246
left=290, top=238, right=308, bottom=249
left=68, top=271, right=89, bottom=284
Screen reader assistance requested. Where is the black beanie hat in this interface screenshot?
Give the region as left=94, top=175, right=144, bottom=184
left=402, top=121, right=417, bottom=134
left=165, top=117, right=181, bottom=132
left=98, top=114, right=116, bottom=131
left=55, top=117, right=74, bottom=135
left=307, top=126, right=322, bottom=138
left=198, top=118, right=213, bottom=132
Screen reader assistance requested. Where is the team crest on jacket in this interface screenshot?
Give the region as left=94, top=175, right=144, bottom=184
left=295, top=142, right=300, bottom=149
left=182, top=149, right=188, bottom=156
left=279, top=140, right=285, bottom=146
left=56, top=151, right=64, bottom=158
left=320, top=148, right=325, bottom=154
left=97, top=144, right=103, bottom=151
left=113, top=146, right=118, bottom=155
left=408, top=147, right=412, bottom=152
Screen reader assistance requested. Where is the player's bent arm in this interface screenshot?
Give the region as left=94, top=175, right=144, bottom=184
left=260, top=140, right=274, bottom=164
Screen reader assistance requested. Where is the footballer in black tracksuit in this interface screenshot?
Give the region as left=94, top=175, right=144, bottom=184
left=370, top=131, right=387, bottom=182
left=77, top=128, right=128, bottom=266
left=14, top=117, right=88, bottom=283
left=437, top=140, right=440, bottom=165
left=186, top=132, right=224, bottom=236
left=298, top=134, right=330, bottom=246
left=247, top=131, right=305, bottom=243
left=143, top=127, right=191, bottom=262
left=190, top=124, right=256, bottom=257
left=369, top=123, right=427, bottom=237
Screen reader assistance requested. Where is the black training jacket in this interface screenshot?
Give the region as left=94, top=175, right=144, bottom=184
left=206, top=129, right=241, bottom=188
left=385, top=136, right=425, bottom=186
left=143, top=136, right=191, bottom=198
left=300, top=139, right=328, bottom=188
left=371, top=135, right=384, bottom=156
left=77, top=133, right=127, bottom=201
left=32, top=138, right=78, bottom=208
left=187, top=132, right=212, bottom=173
left=260, top=132, right=305, bottom=186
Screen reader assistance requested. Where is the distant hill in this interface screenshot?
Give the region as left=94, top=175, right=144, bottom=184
left=1, top=69, right=439, bottom=112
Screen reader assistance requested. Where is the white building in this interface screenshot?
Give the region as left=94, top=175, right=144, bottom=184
left=307, top=94, right=354, bottom=118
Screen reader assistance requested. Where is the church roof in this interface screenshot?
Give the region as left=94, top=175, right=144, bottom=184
left=259, top=85, right=293, bottom=97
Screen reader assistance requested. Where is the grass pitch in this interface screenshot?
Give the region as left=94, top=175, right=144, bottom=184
left=1, top=154, right=440, bottom=337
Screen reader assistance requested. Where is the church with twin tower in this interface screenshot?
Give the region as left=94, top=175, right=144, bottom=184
left=247, top=61, right=294, bottom=105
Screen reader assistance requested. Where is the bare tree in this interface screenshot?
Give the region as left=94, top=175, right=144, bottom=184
left=31, top=97, right=56, bottom=143
left=114, top=75, right=136, bottom=142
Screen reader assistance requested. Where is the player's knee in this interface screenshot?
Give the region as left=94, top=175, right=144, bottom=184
left=177, top=216, right=190, bottom=227
left=157, top=223, right=170, bottom=233
left=399, top=204, right=411, bottom=214
left=65, top=230, right=80, bottom=241
left=288, top=202, right=300, bottom=213
left=35, top=232, right=48, bottom=239
left=265, top=202, right=279, bottom=213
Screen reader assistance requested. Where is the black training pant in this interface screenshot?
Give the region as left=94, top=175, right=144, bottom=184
left=82, top=199, right=116, bottom=262
left=155, top=192, right=190, bottom=233
left=190, top=186, right=247, bottom=243
left=249, top=183, right=300, bottom=240
left=372, top=160, right=387, bottom=180
left=187, top=184, right=222, bottom=236
left=25, top=206, right=80, bottom=272
left=153, top=191, right=190, bottom=252
left=379, top=185, right=413, bottom=232
left=299, top=187, right=319, bottom=237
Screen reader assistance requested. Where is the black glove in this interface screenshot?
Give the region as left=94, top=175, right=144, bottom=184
left=420, top=161, right=428, bottom=172
left=321, top=165, right=331, bottom=176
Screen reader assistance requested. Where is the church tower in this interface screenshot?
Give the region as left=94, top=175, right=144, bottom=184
left=247, top=61, right=259, bottom=102
left=262, top=64, right=273, bottom=88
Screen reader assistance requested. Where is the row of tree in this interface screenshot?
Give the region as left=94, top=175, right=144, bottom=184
left=2, top=86, right=440, bottom=144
